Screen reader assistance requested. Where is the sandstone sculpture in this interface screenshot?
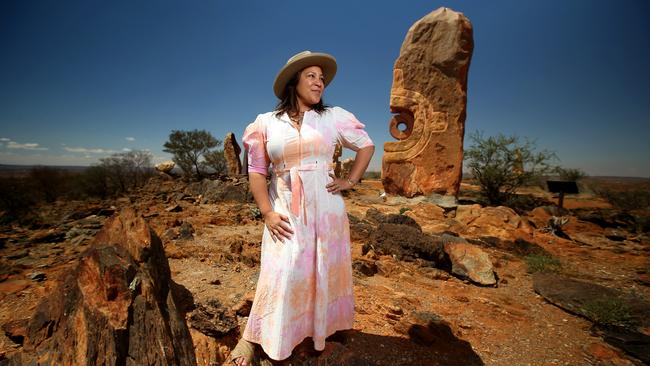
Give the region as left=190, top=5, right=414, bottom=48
left=333, top=142, right=342, bottom=178
left=4, top=208, right=197, bottom=365
left=382, top=7, right=473, bottom=198
left=224, top=132, right=242, bottom=176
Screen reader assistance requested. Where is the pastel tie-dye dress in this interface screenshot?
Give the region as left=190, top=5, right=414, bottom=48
left=241, top=106, right=374, bottom=361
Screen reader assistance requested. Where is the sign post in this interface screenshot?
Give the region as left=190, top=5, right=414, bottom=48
left=546, top=180, right=579, bottom=210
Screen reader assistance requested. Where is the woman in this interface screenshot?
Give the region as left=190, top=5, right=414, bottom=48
left=231, top=51, right=375, bottom=365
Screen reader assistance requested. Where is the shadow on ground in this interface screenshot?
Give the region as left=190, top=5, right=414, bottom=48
left=263, top=327, right=484, bottom=366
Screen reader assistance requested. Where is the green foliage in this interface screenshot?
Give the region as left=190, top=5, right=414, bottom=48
left=163, top=129, right=221, bottom=179
left=594, top=188, right=650, bottom=211
left=249, top=206, right=262, bottom=220
left=554, top=166, right=587, bottom=181
left=583, top=298, right=637, bottom=328
left=464, top=131, right=556, bottom=205
left=204, top=150, right=227, bottom=175
left=524, top=254, right=562, bottom=273
left=399, top=207, right=412, bottom=215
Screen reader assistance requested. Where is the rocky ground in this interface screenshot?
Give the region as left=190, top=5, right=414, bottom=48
left=0, top=175, right=649, bottom=365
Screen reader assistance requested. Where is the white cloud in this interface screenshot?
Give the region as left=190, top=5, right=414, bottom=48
left=0, top=137, right=10, bottom=142
left=122, top=148, right=132, bottom=152
left=64, top=146, right=118, bottom=154
left=125, top=137, right=135, bottom=142
left=7, top=141, right=48, bottom=151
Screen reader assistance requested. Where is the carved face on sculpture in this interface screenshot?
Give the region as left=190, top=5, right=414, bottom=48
left=384, top=67, right=449, bottom=161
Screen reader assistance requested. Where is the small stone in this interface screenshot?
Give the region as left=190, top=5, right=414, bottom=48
left=388, top=305, right=403, bottom=315
left=165, top=204, right=182, bottom=213
left=27, top=272, right=46, bottom=282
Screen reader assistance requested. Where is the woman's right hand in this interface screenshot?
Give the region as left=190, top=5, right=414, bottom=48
left=264, top=211, right=293, bottom=242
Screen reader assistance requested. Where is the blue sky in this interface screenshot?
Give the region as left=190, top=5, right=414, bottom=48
left=1, top=0, right=649, bottom=177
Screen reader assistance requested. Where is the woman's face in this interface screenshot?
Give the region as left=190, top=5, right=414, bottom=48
left=295, top=65, right=325, bottom=109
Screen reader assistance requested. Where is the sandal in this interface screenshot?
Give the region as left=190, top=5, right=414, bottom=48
left=230, top=338, right=258, bottom=366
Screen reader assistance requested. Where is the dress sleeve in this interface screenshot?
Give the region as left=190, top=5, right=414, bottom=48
left=334, top=107, right=374, bottom=151
left=242, top=116, right=270, bottom=175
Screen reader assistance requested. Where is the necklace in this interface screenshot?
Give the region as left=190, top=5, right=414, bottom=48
left=289, top=111, right=305, bottom=126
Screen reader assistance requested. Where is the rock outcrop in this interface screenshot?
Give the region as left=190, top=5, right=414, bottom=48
left=382, top=7, right=473, bottom=198
left=224, top=132, right=242, bottom=176
left=441, top=235, right=496, bottom=286
left=3, top=208, right=197, bottom=366
left=156, top=160, right=176, bottom=173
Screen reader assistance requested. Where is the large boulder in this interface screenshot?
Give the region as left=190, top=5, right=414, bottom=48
left=456, top=205, right=532, bottom=241
left=382, top=7, right=474, bottom=198
left=533, top=272, right=650, bottom=363
left=156, top=160, right=176, bottom=174
left=441, top=235, right=496, bottom=286
left=364, top=222, right=446, bottom=267
left=3, top=208, right=197, bottom=366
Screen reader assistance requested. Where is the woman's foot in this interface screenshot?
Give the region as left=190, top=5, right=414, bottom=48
left=230, top=338, right=257, bottom=366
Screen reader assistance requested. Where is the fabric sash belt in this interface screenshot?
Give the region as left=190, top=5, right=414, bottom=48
left=273, top=162, right=334, bottom=224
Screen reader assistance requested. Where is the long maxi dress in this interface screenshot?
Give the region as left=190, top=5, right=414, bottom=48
left=241, top=106, right=374, bottom=361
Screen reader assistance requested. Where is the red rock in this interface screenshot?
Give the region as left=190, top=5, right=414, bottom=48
left=5, top=208, right=197, bottom=365
left=587, top=342, right=621, bottom=360
left=2, top=319, right=28, bottom=345
left=443, top=242, right=496, bottom=285
left=224, top=132, right=242, bottom=176
left=0, top=279, right=29, bottom=297
left=382, top=7, right=474, bottom=198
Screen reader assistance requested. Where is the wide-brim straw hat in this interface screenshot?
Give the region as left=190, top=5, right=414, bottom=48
left=273, top=50, right=337, bottom=99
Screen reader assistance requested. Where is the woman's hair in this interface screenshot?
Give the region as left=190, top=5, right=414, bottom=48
left=274, top=70, right=329, bottom=118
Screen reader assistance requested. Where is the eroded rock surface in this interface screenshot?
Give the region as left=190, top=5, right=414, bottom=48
left=224, top=132, right=242, bottom=176
left=382, top=7, right=473, bottom=198
left=442, top=235, right=496, bottom=286
left=3, top=208, right=197, bottom=366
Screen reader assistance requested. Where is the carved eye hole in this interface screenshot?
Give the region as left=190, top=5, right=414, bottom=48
left=389, top=111, right=414, bottom=140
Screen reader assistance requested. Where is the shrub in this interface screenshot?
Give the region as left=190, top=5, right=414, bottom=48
left=464, top=131, right=556, bottom=205
left=204, top=150, right=227, bottom=175
left=28, top=166, right=71, bottom=202
left=554, top=167, right=587, bottom=181
left=524, top=254, right=561, bottom=273
left=583, top=298, right=637, bottom=328
left=163, top=129, right=222, bottom=179
left=99, top=150, right=153, bottom=194
left=594, top=188, right=650, bottom=211
left=399, top=207, right=412, bottom=215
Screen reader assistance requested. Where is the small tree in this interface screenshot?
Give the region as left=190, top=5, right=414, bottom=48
left=98, top=150, right=153, bottom=195
left=464, top=131, right=556, bottom=205
left=163, top=129, right=221, bottom=179
left=204, top=150, right=227, bottom=175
